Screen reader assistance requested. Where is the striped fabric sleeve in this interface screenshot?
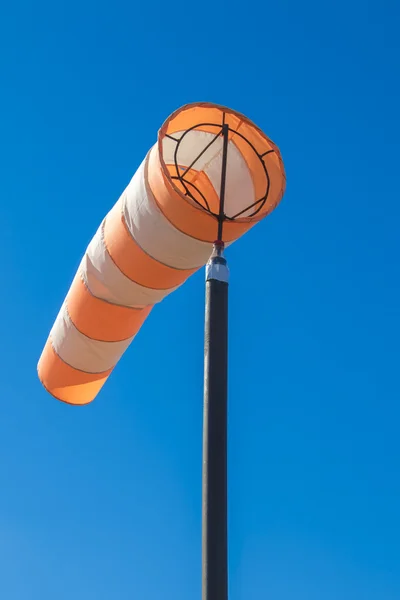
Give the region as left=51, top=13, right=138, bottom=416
left=38, top=102, right=286, bottom=405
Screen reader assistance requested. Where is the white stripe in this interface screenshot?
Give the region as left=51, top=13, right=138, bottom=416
left=162, top=130, right=223, bottom=172
left=50, top=304, right=133, bottom=373
left=81, top=221, right=179, bottom=307
left=122, top=155, right=214, bottom=270
left=204, top=140, right=255, bottom=219
left=162, top=131, right=255, bottom=218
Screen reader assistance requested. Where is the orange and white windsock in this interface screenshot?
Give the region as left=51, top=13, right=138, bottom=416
left=38, top=102, right=286, bottom=405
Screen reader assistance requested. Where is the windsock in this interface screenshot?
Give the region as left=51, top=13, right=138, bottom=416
left=38, top=102, right=286, bottom=404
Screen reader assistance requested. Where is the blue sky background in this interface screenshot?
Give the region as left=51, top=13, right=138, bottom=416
left=1, top=1, right=400, bottom=598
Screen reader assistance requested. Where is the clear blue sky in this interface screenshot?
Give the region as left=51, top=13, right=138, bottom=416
left=1, top=1, right=399, bottom=598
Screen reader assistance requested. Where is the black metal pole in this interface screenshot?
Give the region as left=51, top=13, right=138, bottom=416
left=202, top=245, right=229, bottom=600
left=202, top=121, right=230, bottom=600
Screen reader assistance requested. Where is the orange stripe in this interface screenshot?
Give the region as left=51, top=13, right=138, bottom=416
left=66, top=274, right=152, bottom=342
left=38, top=340, right=111, bottom=405
left=263, top=149, right=287, bottom=209
left=103, top=200, right=197, bottom=289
